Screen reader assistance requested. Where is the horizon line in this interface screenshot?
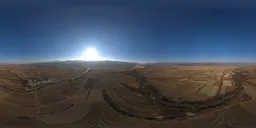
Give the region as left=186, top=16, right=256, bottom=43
left=1, top=59, right=256, bottom=65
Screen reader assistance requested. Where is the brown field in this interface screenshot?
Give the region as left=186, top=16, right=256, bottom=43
left=0, top=62, right=256, bottom=128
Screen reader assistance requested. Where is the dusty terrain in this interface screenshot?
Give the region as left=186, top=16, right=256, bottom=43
left=0, top=61, right=256, bottom=128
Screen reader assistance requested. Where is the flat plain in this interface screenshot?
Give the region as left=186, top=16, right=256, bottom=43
left=0, top=61, right=256, bottom=128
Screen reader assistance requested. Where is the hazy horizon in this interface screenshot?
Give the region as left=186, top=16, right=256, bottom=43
left=2, top=59, right=256, bottom=65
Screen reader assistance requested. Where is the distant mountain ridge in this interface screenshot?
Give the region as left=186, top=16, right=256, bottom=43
left=145, top=62, right=256, bottom=66
left=30, top=60, right=139, bottom=69
left=29, top=60, right=256, bottom=68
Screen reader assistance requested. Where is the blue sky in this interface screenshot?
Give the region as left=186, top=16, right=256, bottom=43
left=0, top=0, right=256, bottom=63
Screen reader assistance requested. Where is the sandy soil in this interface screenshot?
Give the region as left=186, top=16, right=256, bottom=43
left=0, top=62, right=255, bottom=128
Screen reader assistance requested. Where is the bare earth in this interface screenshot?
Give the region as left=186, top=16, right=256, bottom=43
left=0, top=61, right=256, bottom=128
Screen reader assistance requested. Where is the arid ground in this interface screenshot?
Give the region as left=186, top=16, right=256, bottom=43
left=0, top=61, right=256, bottom=128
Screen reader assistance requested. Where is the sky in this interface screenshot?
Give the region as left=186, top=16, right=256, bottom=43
left=0, top=0, right=256, bottom=63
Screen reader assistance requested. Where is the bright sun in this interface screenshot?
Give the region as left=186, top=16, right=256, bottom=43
left=80, top=48, right=103, bottom=61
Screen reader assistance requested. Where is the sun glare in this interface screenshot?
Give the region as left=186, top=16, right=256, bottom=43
left=80, top=48, right=103, bottom=61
